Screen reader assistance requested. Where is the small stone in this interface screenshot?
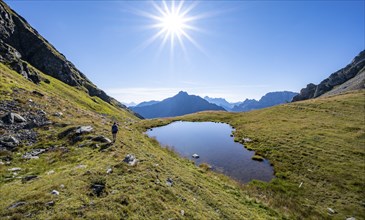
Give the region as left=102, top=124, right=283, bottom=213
left=39, top=110, right=47, bottom=115
left=346, top=217, right=356, bottom=220
left=166, top=178, right=173, bottom=187
left=192, top=153, right=199, bottom=159
left=22, top=175, right=38, bottom=182
left=180, top=210, right=185, bottom=216
left=0, top=161, right=4, bottom=165
left=8, top=201, right=26, bottom=209
left=243, top=138, right=252, bottom=143
left=22, top=149, right=46, bottom=159
left=32, top=90, right=44, bottom=97
left=60, top=184, right=65, bottom=188
left=8, top=167, right=21, bottom=172
left=123, top=154, right=138, bottom=166
left=106, top=168, right=113, bottom=174
left=46, top=201, right=55, bottom=206
left=53, top=112, right=63, bottom=117
left=91, top=184, right=105, bottom=197
left=76, top=164, right=87, bottom=169
left=51, top=190, right=59, bottom=195
left=47, top=170, right=55, bottom=175
left=327, top=207, right=335, bottom=214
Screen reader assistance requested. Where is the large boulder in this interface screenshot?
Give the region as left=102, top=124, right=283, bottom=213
left=0, top=135, right=20, bottom=149
left=75, top=126, right=93, bottom=134
left=92, top=136, right=112, bottom=143
left=2, top=112, right=26, bottom=124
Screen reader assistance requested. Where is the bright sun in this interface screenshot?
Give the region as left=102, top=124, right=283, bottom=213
left=138, top=0, right=202, bottom=53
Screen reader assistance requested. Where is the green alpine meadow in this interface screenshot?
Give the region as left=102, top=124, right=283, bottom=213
left=1, top=1, right=364, bottom=219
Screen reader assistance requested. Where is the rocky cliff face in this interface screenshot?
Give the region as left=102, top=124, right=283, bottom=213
left=292, top=50, right=365, bottom=102
left=0, top=2, right=119, bottom=106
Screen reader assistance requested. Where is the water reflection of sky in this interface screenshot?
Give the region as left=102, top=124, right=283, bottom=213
left=147, top=121, right=274, bottom=183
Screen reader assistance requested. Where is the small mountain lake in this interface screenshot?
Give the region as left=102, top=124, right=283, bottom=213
left=146, top=121, right=274, bottom=183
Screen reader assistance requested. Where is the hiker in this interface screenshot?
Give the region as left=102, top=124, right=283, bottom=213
left=111, top=122, right=119, bottom=143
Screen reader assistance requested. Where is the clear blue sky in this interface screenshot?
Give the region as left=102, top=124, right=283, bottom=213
left=5, top=0, right=364, bottom=104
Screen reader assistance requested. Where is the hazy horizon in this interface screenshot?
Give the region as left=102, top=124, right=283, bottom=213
left=5, top=0, right=364, bottom=103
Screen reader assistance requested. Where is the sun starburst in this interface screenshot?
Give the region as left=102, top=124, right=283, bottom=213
left=138, top=0, right=203, bottom=55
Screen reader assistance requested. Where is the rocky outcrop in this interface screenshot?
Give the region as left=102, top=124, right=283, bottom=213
left=293, top=50, right=365, bottom=101
left=0, top=2, right=122, bottom=106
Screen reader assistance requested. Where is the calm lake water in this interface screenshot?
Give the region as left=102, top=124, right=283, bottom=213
left=146, top=121, right=274, bottom=183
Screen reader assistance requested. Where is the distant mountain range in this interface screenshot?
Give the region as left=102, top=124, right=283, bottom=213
left=293, top=50, right=365, bottom=101
left=131, top=91, right=225, bottom=118
left=231, top=91, right=298, bottom=112
left=203, top=96, right=242, bottom=111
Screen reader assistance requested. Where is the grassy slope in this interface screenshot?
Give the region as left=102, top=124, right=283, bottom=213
left=138, top=90, right=365, bottom=219
left=0, top=64, right=281, bottom=219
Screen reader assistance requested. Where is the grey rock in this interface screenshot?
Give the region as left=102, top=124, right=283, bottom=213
left=91, top=184, right=105, bottom=197
left=8, top=201, right=26, bottom=209
left=166, top=178, right=173, bottom=187
left=92, top=135, right=112, bottom=143
left=327, top=207, right=335, bottom=214
left=53, top=112, right=63, bottom=117
left=243, top=138, right=252, bottom=143
left=75, top=126, right=93, bottom=134
left=346, top=217, right=356, bottom=220
left=8, top=167, right=21, bottom=172
left=0, top=135, right=20, bottom=148
left=123, top=154, right=138, bottom=166
left=2, top=112, right=26, bottom=124
left=46, top=201, right=55, bottom=206
left=39, top=110, right=47, bottom=115
left=22, top=175, right=37, bottom=182
left=106, top=168, right=113, bottom=174
left=51, top=190, right=59, bottom=195
left=22, top=148, right=46, bottom=159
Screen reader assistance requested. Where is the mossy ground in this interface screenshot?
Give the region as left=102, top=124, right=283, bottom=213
left=138, top=89, right=365, bottom=219
left=0, top=64, right=282, bottom=219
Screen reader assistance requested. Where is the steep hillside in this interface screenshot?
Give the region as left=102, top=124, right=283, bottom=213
left=140, top=90, right=365, bottom=219
left=0, top=1, right=123, bottom=107
left=131, top=91, right=225, bottom=119
left=232, top=91, right=298, bottom=112
left=0, top=64, right=281, bottom=219
left=293, top=50, right=365, bottom=101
